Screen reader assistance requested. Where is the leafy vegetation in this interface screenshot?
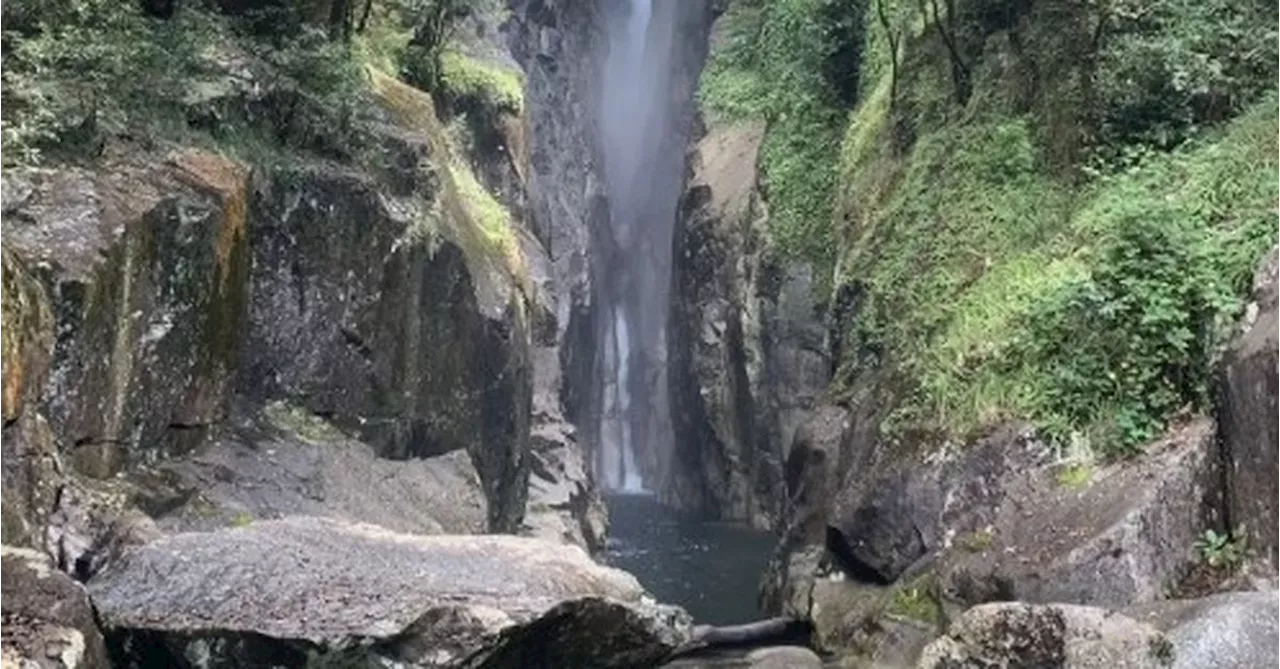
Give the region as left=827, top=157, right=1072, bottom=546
left=1, top=0, right=485, bottom=167
left=697, top=0, right=865, bottom=288
left=1195, top=525, right=1248, bottom=570
left=829, top=0, right=1277, bottom=456
left=885, top=574, right=943, bottom=626
left=436, top=51, right=524, bottom=115
left=1, top=0, right=214, bottom=164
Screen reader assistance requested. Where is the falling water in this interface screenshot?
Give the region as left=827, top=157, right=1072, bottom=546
left=593, top=0, right=691, bottom=492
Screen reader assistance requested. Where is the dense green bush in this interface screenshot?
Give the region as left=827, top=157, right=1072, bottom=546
left=698, top=0, right=866, bottom=285
left=0, top=0, right=208, bottom=163
left=1094, top=0, right=1278, bottom=154
left=1009, top=210, right=1231, bottom=452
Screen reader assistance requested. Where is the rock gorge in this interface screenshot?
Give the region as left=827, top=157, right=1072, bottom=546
left=2, top=0, right=1278, bottom=667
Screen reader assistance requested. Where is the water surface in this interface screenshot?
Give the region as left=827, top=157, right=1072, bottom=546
left=602, top=492, right=776, bottom=625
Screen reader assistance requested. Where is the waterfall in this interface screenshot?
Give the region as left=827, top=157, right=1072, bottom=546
left=593, top=0, right=690, bottom=492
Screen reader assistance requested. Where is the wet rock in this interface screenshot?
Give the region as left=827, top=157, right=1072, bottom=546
left=1, top=546, right=110, bottom=669
left=827, top=424, right=1050, bottom=584
left=759, top=405, right=849, bottom=621
left=918, top=602, right=1173, bottom=669
left=669, top=118, right=829, bottom=528
left=1124, top=591, right=1279, bottom=669
left=154, top=403, right=487, bottom=536
left=506, top=0, right=604, bottom=371
left=2, top=154, right=250, bottom=479
left=741, top=646, right=823, bottom=669
left=1219, top=244, right=1279, bottom=568
left=801, top=571, right=944, bottom=662
left=935, top=418, right=1221, bottom=610
left=240, top=161, right=532, bottom=533
left=0, top=258, right=56, bottom=543
left=90, top=516, right=691, bottom=669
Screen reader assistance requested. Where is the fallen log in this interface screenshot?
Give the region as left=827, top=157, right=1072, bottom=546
left=668, top=616, right=809, bottom=658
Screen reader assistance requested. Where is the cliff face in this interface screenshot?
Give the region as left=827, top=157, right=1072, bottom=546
left=666, top=119, right=831, bottom=528
left=0, top=60, right=538, bottom=554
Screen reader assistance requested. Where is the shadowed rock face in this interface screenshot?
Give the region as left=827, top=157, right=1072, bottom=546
left=826, top=424, right=1051, bottom=585
left=1219, top=245, right=1279, bottom=569
left=1, top=545, right=110, bottom=669
left=240, top=165, right=532, bottom=533
left=667, top=118, right=831, bottom=528
left=89, top=517, right=691, bottom=668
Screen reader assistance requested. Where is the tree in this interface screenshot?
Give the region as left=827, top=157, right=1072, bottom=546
left=400, top=0, right=470, bottom=91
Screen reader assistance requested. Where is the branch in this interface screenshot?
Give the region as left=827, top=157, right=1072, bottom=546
left=927, top=0, right=969, bottom=101
left=876, top=0, right=900, bottom=105
left=668, top=617, right=806, bottom=658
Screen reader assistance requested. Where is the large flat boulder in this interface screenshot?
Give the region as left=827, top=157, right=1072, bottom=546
left=1, top=546, right=109, bottom=669
left=154, top=402, right=487, bottom=536
left=88, top=516, right=690, bottom=668
left=918, top=603, right=1173, bottom=669
left=1124, top=591, right=1279, bottom=669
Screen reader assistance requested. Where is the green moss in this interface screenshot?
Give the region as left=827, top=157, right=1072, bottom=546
left=697, top=0, right=864, bottom=296
left=263, top=401, right=348, bottom=442
left=229, top=511, right=254, bottom=527
left=885, top=575, right=943, bottom=626
left=955, top=529, right=994, bottom=553
left=1055, top=463, right=1093, bottom=489
left=439, top=51, right=523, bottom=115
left=367, top=68, right=529, bottom=298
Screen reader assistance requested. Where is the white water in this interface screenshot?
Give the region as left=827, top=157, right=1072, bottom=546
left=597, top=0, right=654, bottom=493
left=594, top=0, right=691, bottom=493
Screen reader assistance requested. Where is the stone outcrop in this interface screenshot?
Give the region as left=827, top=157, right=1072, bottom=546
left=3, top=153, right=249, bottom=480
left=505, top=0, right=607, bottom=425
left=1218, top=244, right=1279, bottom=568
left=89, top=516, right=691, bottom=668
left=240, top=154, right=532, bottom=533
left=0, top=58, right=547, bottom=542
left=0, top=243, right=57, bottom=547
left=775, top=418, right=1224, bottom=661
left=154, top=403, right=488, bottom=536
left=918, top=603, right=1174, bottom=669
left=524, top=346, right=608, bottom=550
left=1, top=546, right=110, bottom=669
left=827, top=423, right=1050, bottom=585
left=668, top=117, right=831, bottom=528
left=934, top=418, right=1221, bottom=611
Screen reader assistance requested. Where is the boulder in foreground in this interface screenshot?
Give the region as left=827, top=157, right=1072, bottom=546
left=88, top=516, right=691, bottom=668
left=1, top=546, right=110, bottom=669
left=918, top=602, right=1173, bottom=669
left=1125, top=591, right=1279, bottom=669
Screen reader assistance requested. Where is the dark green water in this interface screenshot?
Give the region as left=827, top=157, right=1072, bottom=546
left=602, top=492, right=777, bottom=626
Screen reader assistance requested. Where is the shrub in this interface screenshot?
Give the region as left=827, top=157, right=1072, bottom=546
left=1010, top=207, right=1234, bottom=454
left=434, top=51, right=523, bottom=115
left=1094, top=0, right=1278, bottom=153
left=698, top=0, right=866, bottom=289
left=0, top=0, right=207, bottom=164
